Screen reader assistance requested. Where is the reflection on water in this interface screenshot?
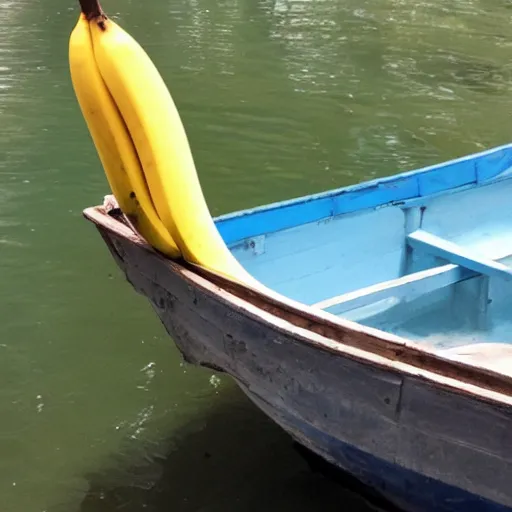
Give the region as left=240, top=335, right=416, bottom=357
left=80, top=388, right=380, bottom=512
left=2, top=0, right=512, bottom=510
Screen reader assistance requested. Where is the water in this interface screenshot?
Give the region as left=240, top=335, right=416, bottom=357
left=1, top=0, right=512, bottom=510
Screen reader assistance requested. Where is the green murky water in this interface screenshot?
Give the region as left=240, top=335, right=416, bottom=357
left=1, top=0, right=512, bottom=510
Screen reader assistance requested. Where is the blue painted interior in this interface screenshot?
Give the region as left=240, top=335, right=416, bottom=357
left=213, top=143, right=512, bottom=348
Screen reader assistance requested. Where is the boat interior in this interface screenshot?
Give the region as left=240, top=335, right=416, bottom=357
left=215, top=145, right=512, bottom=365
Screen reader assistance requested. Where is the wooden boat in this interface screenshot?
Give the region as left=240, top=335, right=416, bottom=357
left=84, top=143, right=512, bottom=512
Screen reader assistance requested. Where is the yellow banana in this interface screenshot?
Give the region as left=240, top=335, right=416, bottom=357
left=69, top=14, right=181, bottom=259
left=89, top=15, right=260, bottom=286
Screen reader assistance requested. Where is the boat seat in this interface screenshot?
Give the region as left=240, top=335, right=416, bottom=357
left=313, top=230, right=512, bottom=316
left=407, top=230, right=512, bottom=282
left=438, top=343, right=512, bottom=377
left=312, top=263, right=476, bottom=315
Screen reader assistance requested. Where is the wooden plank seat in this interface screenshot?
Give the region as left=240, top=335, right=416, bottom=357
left=313, top=230, right=512, bottom=316
left=312, top=264, right=476, bottom=315
left=407, top=230, right=512, bottom=282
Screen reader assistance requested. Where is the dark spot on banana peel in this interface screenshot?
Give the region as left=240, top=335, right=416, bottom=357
left=129, top=191, right=136, bottom=199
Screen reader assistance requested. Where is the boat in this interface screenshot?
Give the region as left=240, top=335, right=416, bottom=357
left=83, top=143, right=512, bottom=512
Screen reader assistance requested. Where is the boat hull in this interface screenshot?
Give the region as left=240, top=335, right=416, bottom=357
left=86, top=208, right=512, bottom=512
left=246, top=391, right=509, bottom=512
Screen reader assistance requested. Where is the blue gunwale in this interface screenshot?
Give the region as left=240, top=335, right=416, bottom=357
left=215, top=143, right=512, bottom=245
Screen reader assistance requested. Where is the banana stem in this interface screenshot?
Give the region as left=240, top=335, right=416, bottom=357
left=78, top=0, right=105, bottom=19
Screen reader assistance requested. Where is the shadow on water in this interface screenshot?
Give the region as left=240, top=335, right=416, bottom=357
left=79, top=385, right=386, bottom=512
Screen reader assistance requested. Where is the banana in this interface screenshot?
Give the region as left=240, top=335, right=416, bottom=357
left=69, top=14, right=181, bottom=259
left=88, top=15, right=261, bottom=286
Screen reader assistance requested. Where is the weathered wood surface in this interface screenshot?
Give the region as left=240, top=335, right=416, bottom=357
left=244, top=390, right=509, bottom=512
left=84, top=206, right=512, bottom=511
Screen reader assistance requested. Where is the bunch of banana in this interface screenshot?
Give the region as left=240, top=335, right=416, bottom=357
left=69, top=0, right=262, bottom=287
left=69, top=5, right=180, bottom=259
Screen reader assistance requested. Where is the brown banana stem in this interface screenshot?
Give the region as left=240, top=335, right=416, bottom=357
left=78, top=0, right=105, bottom=20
